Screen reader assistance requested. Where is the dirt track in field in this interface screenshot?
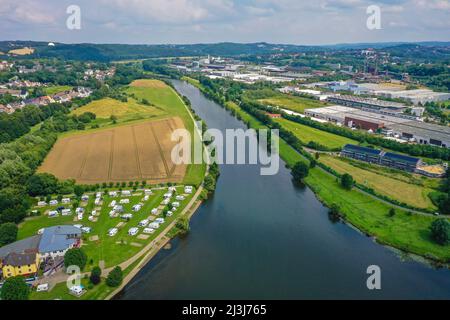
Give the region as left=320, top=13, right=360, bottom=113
left=38, top=117, right=187, bottom=184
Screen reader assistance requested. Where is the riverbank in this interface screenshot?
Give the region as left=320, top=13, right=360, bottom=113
left=185, top=78, right=450, bottom=263
left=106, top=191, right=205, bottom=300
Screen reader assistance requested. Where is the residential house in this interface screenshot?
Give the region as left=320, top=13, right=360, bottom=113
left=1, top=252, right=40, bottom=279
left=0, top=235, right=41, bottom=279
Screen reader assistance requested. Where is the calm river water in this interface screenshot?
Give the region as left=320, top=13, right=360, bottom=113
left=117, top=80, right=450, bottom=299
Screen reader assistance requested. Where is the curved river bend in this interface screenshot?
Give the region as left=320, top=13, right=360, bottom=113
left=117, top=80, right=450, bottom=300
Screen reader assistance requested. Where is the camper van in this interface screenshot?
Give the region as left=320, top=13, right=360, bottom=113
left=128, top=227, right=139, bottom=236
left=108, top=228, right=118, bottom=237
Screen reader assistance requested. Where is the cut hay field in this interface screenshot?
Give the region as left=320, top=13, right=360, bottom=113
left=72, top=97, right=165, bottom=120
left=320, top=155, right=436, bottom=210
left=8, top=47, right=34, bottom=55
left=275, top=118, right=357, bottom=149
left=38, top=117, right=186, bottom=184
left=41, top=79, right=205, bottom=186
left=259, top=94, right=325, bottom=113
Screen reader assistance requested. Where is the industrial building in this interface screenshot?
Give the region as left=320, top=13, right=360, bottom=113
left=305, top=105, right=450, bottom=148
left=341, top=144, right=423, bottom=173
left=374, top=89, right=450, bottom=105
left=340, top=144, right=383, bottom=164
left=327, top=95, right=407, bottom=113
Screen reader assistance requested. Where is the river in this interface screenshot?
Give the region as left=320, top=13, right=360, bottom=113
left=117, top=80, right=450, bottom=300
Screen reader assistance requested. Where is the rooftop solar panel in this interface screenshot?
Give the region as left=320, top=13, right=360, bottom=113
left=383, top=152, right=420, bottom=164
left=343, top=144, right=382, bottom=155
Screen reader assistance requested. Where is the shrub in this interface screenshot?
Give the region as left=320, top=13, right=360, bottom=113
left=430, top=219, right=450, bottom=245
left=291, top=162, right=309, bottom=182
left=340, top=173, right=354, bottom=190
left=64, top=248, right=87, bottom=271
left=106, top=266, right=123, bottom=287
left=1, top=276, right=30, bottom=300
left=90, top=266, right=102, bottom=285
left=0, top=223, right=18, bottom=246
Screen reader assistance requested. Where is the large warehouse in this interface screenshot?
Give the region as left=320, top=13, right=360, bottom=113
left=327, top=95, right=408, bottom=113
left=305, top=106, right=450, bottom=148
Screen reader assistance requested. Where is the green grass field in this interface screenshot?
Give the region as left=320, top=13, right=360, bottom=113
left=259, top=94, right=325, bottom=114
left=274, top=118, right=357, bottom=149
left=320, top=155, right=437, bottom=210
left=44, top=85, right=72, bottom=95
left=19, top=186, right=195, bottom=269
left=30, top=254, right=144, bottom=300
left=72, top=97, right=165, bottom=120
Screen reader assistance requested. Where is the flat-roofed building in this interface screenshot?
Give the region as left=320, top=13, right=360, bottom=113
left=381, top=152, right=422, bottom=172
left=341, top=144, right=425, bottom=173
left=327, top=95, right=407, bottom=112
left=304, top=105, right=356, bottom=123
left=376, top=89, right=450, bottom=105
left=389, top=122, right=450, bottom=148
left=345, top=116, right=385, bottom=131
left=341, top=144, right=383, bottom=163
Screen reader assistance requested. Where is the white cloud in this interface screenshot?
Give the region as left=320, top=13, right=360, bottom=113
left=0, top=0, right=448, bottom=44
left=100, top=0, right=213, bottom=24
left=0, top=0, right=56, bottom=25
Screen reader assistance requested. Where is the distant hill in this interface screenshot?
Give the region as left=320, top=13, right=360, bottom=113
left=0, top=40, right=449, bottom=62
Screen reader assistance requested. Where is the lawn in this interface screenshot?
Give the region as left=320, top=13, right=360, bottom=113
left=19, top=186, right=196, bottom=269
left=30, top=255, right=143, bottom=300
left=305, top=168, right=450, bottom=261
left=44, top=85, right=73, bottom=95
left=274, top=118, right=357, bottom=149
left=259, top=94, right=325, bottom=114
left=320, top=155, right=437, bottom=210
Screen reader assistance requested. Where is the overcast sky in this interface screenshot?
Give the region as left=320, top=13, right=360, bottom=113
left=1, top=0, right=449, bottom=45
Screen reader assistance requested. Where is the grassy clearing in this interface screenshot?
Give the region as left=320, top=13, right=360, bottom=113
left=259, top=94, right=325, bottom=113
left=19, top=186, right=195, bottom=269
left=320, top=155, right=437, bottom=210
left=275, top=118, right=357, bottom=149
left=30, top=255, right=144, bottom=300
left=334, top=156, right=442, bottom=190
left=305, top=168, right=450, bottom=261
left=44, top=85, right=73, bottom=95
left=71, top=97, right=164, bottom=120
